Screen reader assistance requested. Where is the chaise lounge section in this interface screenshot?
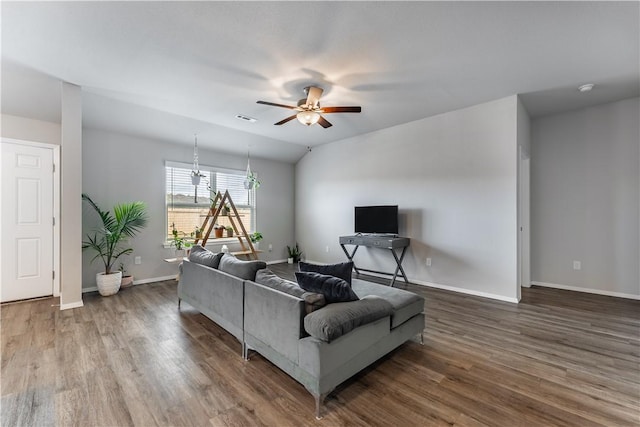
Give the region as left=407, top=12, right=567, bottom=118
left=178, top=247, right=425, bottom=418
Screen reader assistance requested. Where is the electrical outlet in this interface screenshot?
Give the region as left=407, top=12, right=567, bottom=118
left=134, top=256, right=142, bottom=265
left=326, top=246, right=330, bottom=253
left=268, top=243, right=273, bottom=252
left=573, top=260, right=581, bottom=270
left=426, top=258, right=432, bottom=266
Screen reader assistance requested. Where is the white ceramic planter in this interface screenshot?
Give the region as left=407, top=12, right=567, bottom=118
left=287, top=257, right=294, bottom=264
left=96, top=271, right=122, bottom=296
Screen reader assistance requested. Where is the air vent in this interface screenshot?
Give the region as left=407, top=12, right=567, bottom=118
left=235, top=114, right=257, bottom=123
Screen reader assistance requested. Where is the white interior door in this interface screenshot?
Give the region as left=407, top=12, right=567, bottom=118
left=1, top=142, right=54, bottom=302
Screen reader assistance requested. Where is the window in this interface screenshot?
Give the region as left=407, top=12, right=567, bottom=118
left=165, top=161, right=255, bottom=241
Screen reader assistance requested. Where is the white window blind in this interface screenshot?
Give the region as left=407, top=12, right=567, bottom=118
left=165, top=161, right=255, bottom=240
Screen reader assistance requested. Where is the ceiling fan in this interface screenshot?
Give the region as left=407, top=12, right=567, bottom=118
left=257, top=86, right=361, bottom=128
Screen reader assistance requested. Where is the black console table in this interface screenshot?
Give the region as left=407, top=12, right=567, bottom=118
left=339, top=235, right=410, bottom=287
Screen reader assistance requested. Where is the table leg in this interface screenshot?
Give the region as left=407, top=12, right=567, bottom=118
left=340, top=244, right=361, bottom=275
left=390, top=247, right=409, bottom=287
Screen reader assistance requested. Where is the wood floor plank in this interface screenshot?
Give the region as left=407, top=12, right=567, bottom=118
left=1, top=265, right=638, bottom=426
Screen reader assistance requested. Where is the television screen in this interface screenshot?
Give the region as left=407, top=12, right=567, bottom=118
left=354, top=205, right=398, bottom=234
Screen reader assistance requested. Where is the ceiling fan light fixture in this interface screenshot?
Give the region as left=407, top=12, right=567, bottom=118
left=297, top=110, right=320, bottom=126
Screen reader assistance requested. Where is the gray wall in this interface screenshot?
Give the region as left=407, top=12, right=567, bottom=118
left=82, top=128, right=295, bottom=289
left=531, top=97, right=639, bottom=298
left=295, top=96, right=520, bottom=302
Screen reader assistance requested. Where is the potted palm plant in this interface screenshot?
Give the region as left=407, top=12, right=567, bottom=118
left=82, top=194, right=148, bottom=296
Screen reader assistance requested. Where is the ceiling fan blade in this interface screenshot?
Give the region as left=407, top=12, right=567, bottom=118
left=274, top=114, right=298, bottom=125
left=322, top=106, right=362, bottom=113
left=305, top=86, right=324, bottom=108
left=317, top=116, right=333, bottom=128
left=257, top=100, right=296, bottom=109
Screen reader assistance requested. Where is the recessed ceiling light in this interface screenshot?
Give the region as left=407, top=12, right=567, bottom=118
left=235, top=114, right=257, bottom=123
left=578, top=83, right=595, bottom=93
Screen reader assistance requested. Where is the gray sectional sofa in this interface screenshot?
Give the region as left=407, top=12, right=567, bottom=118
left=178, top=247, right=425, bottom=418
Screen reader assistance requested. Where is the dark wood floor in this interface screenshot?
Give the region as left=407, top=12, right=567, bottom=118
left=2, top=264, right=639, bottom=426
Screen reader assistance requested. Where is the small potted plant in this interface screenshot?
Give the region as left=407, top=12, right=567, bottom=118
left=225, top=226, right=234, bottom=238
left=119, top=262, right=134, bottom=289
left=171, top=223, right=192, bottom=257
left=221, top=203, right=231, bottom=216
left=250, top=231, right=263, bottom=249
left=194, top=226, right=203, bottom=239
left=214, top=224, right=225, bottom=238
left=287, top=243, right=302, bottom=264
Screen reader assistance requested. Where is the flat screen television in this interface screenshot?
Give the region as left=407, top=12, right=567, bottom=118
left=354, top=205, right=398, bottom=235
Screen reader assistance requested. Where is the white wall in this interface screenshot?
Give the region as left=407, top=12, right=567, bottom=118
left=296, top=96, right=520, bottom=302
left=1, top=114, right=61, bottom=145
left=82, top=128, right=295, bottom=289
left=531, top=97, right=640, bottom=298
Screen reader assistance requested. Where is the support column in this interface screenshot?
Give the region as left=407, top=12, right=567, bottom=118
left=60, top=82, right=83, bottom=310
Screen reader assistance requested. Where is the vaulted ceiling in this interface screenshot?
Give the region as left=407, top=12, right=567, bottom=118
left=2, top=2, right=638, bottom=162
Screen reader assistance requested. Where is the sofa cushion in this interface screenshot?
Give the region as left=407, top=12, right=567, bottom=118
left=351, top=278, right=424, bottom=329
left=188, top=245, right=224, bottom=269
left=299, top=261, right=354, bottom=285
left=303, top=296, right=393, bottom=342
left=256, top=268, right=305, bottom=297
left=295, top=272, right=359, bottom=304
left=256, top=269, right=327, bottom=314
left=218, top=254, right=267, bottom=281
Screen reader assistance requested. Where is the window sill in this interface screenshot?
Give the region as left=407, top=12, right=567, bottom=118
left=163, top=237, right=241, bottom=249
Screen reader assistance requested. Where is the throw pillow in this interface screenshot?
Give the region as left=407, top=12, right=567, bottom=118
left=188, top=245, right=224, bottom=269
left=299, top=261, right=354, bottom=285
left=295, top=271, right=359, bottom=304
left=256, top=268, right=305, bottom=298
left=303, top=296, right=394, bottom=342
left=218, top=254, right=267, bottom=281
left=256, top=269, right=327, bottom=313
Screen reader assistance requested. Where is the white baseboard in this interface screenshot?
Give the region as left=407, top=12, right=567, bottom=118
left=60, top=300, right=84, bottom=310
left=133, top=275, right=177, bottom=285
left=531, top=281, right=640, bottom=300
left=410, top=278, right=519, bottom=303
left=82, top=275, right=177, bottom=293
left=335, top=265, right=520, bottom=303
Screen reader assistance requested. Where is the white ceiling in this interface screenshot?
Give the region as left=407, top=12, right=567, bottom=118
left=2, top=1, right=638, bottom=163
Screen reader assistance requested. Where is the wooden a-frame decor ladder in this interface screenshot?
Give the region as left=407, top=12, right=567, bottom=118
left=194, top=190, right=259, bottom=260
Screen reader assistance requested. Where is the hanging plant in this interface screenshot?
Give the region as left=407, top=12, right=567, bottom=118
left=243, top=148, right=261, bottom=190
left=190, top=134, right=207, bottom=199
left=244, top=172, right=261, bottom=190
left=191, top=170, right=205, bottom=186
